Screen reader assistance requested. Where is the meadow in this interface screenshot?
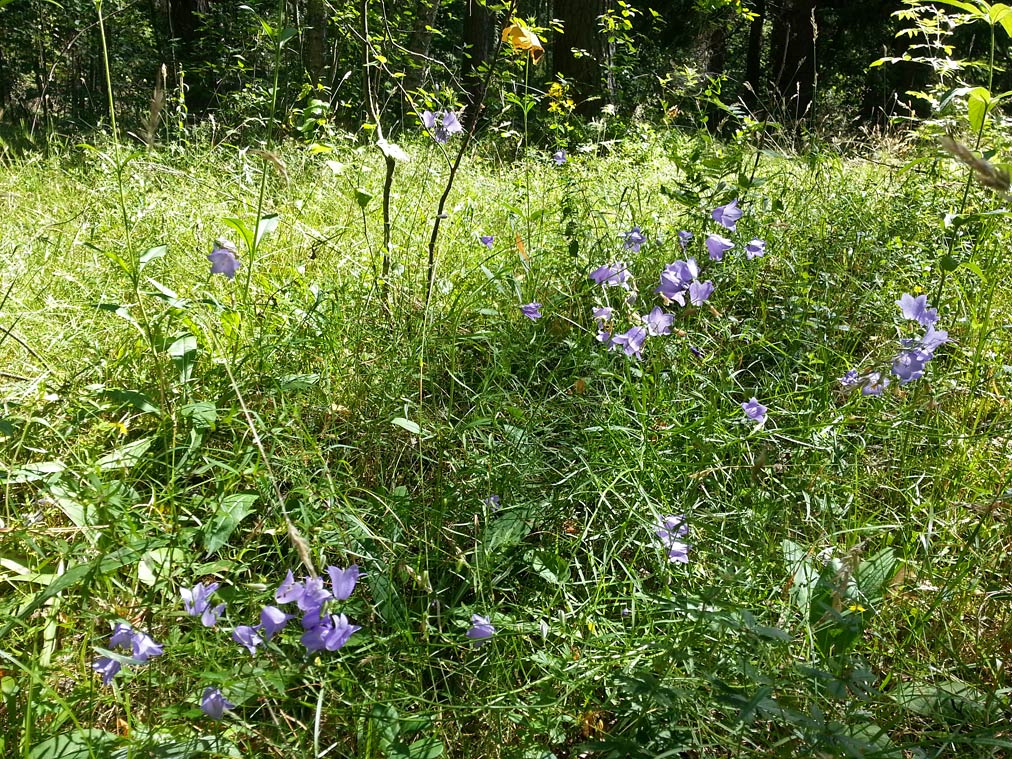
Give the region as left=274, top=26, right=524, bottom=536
left=1, top=126, right=1011, bottom=758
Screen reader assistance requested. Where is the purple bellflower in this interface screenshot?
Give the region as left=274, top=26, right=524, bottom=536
left=552, top=149, right=567, bottom=165
left=484, top=494, right=501, bottom=510
left=301, top=613, right=361, bottom=653
left=656, top=515, right=690, bottom=564
left=208, top=245, right=241, bottom=280
left=678, top=230, right=693, bottom=249
left=297, top=576, right=333, bottom=613
left=838, top=369, right=861, bottom=388
left=109, top=623, right=135, bottom=651
left=897, top=293, right=938, bottom=328
left=688, top=280, right=715, bottom=306
left=466, top=614, right=495, bottom=646
left=275, top=570, right=305, bottom=605
left=592, top=306, right=614, bottom=323
left=742, top=397, right=768, bottom=422
left=201, top=687, right=234, bottom=720
left=611, top=326, right=648, bottom=359
left=130, top=630, right=164, bottom=662
left=892, top=350, right=931, bottom=384
left=643, top=306, right=674, bottom=336
left=712, top=199, right=743, bottom=231
left=745, top=239, right=766, bottom=259
left=862, top=372, right=889, bottom=396
left=421, top=110, right=464, bottom=143
left=181, top=582, right=225, bottom=628
left=590, top=262, right=631, bottom=289
left=521, top=302, right=543, bottom=320
left=232, top=625, right=264, bottom=655
left=705, top=234, right=734, bottom=261
left=259, top=606, right=292, bottom=641
left=623, top=227, right=647, bottom=252
left=480, top=235, right=494, bottom=249
left=92, top=657, right=121, bottom=685
left=327, top=565, right=360, bottom=601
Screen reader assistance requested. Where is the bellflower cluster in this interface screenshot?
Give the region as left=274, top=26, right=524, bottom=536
left=656, top=258, right=714, bottom=308
left=421, top=110, right=464, bottom=143
left=92, top=622, right=164, bottom=685
left=181, top=581, right=225, bottom=627
left=226, top=565, right=362, bottom=657
left=840, top=293, right=948, bottom=394
left=623, top=226, right=647, bottom=252
left=704, top=200, right=765, bottom=264
left=656, top=515, right=690, bottom=564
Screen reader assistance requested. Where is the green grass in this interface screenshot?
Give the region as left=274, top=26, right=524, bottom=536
left=1, top=131, right=1011, bottom=758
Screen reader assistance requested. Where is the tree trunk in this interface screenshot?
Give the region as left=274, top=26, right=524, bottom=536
left=304, top=0, right=327, bottom=86
left=404, top=0, right=442, bottom=93
left=770, top=0, right=818, bottom=121
left=744, top=0, right=766, bottom=110
left=461, top=0, right=495, bottom=125
left=553, top=0, right=609, bottom=116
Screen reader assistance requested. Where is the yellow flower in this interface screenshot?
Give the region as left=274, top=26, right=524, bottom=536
left=547, top=82, right=564, bottom=100
left=502, top=22, right=544, bottom=65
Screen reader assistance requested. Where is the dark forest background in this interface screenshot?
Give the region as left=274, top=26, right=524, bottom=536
left=0, top=0, right=1007, bottom=148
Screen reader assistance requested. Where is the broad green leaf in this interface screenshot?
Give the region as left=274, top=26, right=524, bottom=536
left=138, top=244, right=168, bottom=270
left=29, top=729, right=118, bottom=759
left=1, top=459, right=66, bottom=484
left=990, top=2, right=1012, bottom=35
left=355, top=188, right=374, bottom=208
left=959, top=259, right=987, bottom=280
left=180, top=401, right=217, bottom=429
left=891, top=680, right=991, bottom=722
left=528, top=551, right=570, bottom=584
left=391, top=417, right=421, bottom=435
left=168, top=333, right=198, bottom=382
left=95, top=437, right=152, bottom=470
left=203, top=493, right=258, bottom=554
left=405, top=737, right=444, bottom=759
left=138, top=546, right=187, bottom=586
left=255, top=213, right=280, bottom=247
left=482, top=507, right=533, bottom=554
left=221, top=217, right=255, bottom=252
left=931, top=0, right=986, bottom=17
left=370, top=703, right=401, bottom=747
left=855, top=548, right=897, bottom=601
left=967, top=86, right=992, bottom=133
left=102, top=388, right=161, bottom=416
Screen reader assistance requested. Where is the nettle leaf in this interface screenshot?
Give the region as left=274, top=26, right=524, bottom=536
left=203, top=493, right=258, bottom=554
